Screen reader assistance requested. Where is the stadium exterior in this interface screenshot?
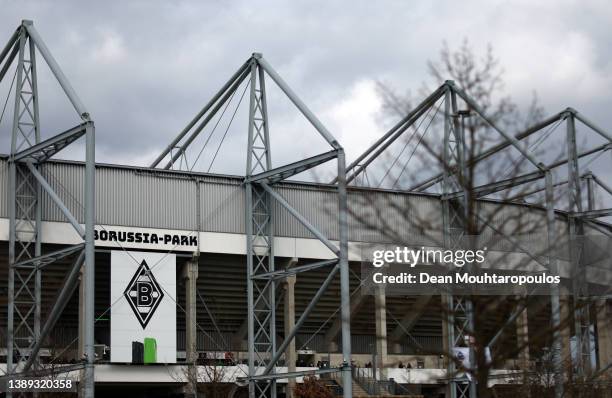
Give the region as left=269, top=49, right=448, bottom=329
left=0, top=20, right=611, bottom=398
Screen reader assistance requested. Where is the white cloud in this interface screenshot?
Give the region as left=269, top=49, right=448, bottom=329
left=91, top=30, right=126, bottom=64
left=324, top=79, right=384, bottom=162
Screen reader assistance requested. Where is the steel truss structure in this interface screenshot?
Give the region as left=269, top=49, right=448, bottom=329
left=152, top=53, right=354, bottom=398
left=1, top=21, right=96, bottom=398
left=3, top=19, right=611, bottom=398
left=344, top=81, right=612, bottom=398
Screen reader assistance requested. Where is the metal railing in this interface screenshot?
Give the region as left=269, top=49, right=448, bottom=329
left=351, top=366, right=393, bottom=395
left=320, top=370, right=344, bottom=396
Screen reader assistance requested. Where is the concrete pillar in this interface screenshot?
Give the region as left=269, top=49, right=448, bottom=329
left=374, top=285, right=388, bottom=380
left=559, top=295, right=573, bottom=373
left=596, top=299, right=612, bottom=370
left=441, top=294, right=451, bottom=368
left=183, top=259, right=199, bottom=396
left=516, top=297, right=530, bottom=369
left=78, top=267, right=86, bottom=398
left=284, top=274, right=296, bottom=398
left=78, top=267, right=85, bottom=359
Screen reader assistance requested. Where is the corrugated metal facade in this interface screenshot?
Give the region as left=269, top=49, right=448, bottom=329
left=0, top=158, right=582, bottom=249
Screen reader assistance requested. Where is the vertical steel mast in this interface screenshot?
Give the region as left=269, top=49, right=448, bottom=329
left=2, top=20, right=95, bottom=398
left=153, top=53, right=352, bottom=398
left=7, top=20, right=42, bottom=381
left=441, top=83, right=476, bottom=398
left=245, top=54, right=277, bottom=398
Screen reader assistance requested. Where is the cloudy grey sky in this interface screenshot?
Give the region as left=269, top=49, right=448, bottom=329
left=1, top=0, right=611, bottom=178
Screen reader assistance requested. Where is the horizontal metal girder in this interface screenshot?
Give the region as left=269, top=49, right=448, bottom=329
left=246, top=149, right=338, bottom=184
left=442, top=170, right=544, bottom=200
left=12, top=122, right=88, bottom=163
left=238, top=366, right=343, bottom=383
left=572, top=208, right=612, bottom=220
left=410, top=110, right=565, bottom=192
left=12, top=243, right=85, bottom=269
left=251, top=259, right=338, bottom=280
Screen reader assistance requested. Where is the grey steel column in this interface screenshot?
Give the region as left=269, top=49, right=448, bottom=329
left=83, top=122, right=96, bottom=398
left=30, top=33, right=42, bottom=373
left=545, top=171, right=564, bottom=398
left=336, top=149, right=352, bottom=398
left=184, top=259, right=199, bottom=397
left=7, top=28, right=25, bottom=396
left=284, top=274, right=297, bottom=398
left=245, top=181, right=255, bottom=398
left=245, top=59, right=256, bottom=398
left=374, top=285, right=387, bottom=381
left=566, top=111, right=591, bottom=378
left=441, top=87, right=455, bottom=398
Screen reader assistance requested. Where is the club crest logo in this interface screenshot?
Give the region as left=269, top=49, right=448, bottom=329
left=124, top=260, right=164, bottom=328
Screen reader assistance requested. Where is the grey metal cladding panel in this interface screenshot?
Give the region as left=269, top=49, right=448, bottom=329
left=199, top=179, right=245, bottom=234
left=95, top=168, right=197, bottom=230
left=40, top=162, right=85, bottom=223
left=39, top=163, right=197, bottom=230
left=273, top=185, right=339, bottom=240
left=0, top=158, right=7, bottom=218
left=271, top=184, right=443, bottom=244
left=346, top=189, right=442, bottom=245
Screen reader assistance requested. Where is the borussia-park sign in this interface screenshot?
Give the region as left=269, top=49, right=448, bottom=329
left=94, top=225, right=198, bottom=251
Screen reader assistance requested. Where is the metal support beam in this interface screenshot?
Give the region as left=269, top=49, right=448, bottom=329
left=240, top=366, right=343, bottom=382
left=26, top=161, right=85, bottom=237
left=388, top=295, right=433, bottom=343
left=150, top=58, right=251, bottom=168
left=0, top=32, right=19, bottom=83
left=283, top=272, right=296, bottom=398
left=22, top=251, right=85, bottom=372
left=260, top=182, right=340, bottom=256
left=545, top=171, right=565, bottom=398
left=593, top=174, right=612, bottom=197
left=245, top=59, right=277, bottom=398
left=257, top=56, right=340, bottom=150
left=13, top=122, right=88, bottom=163
left=163, top=65, right=251, bottom=170
left=572, top=208, right=612, bottom=220
left=246, top=149, right=338, bottom=184
left=450, top=83, right=544, bottom=171
left=410, top=111, right=563, bottom=192
left=336, top=149, right=353, bottom=398
left=83, top=122, right=96, bottom=398
left=324, top=291, right=367, bottom=350
left=263, top=265, right=339, bottom=374
left=24, top=21, right=88, bottom=119
left=443, top=170, right=544, bottom=200
left=342, top=85, right=447, bottom=185
left=251, top=259, right=337, bottom=281
left=0, top=27, right=19, bottom=66
left=344, top=84, right=447, bottom=178
left=13, top=243, right=84, bottom=269
left=3, top=22, right=94, bottom=398
left=573, top=109, right=612, bottom=144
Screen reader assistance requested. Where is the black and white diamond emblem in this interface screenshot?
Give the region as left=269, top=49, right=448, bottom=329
left=124, top=260, right=164, bottom=329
